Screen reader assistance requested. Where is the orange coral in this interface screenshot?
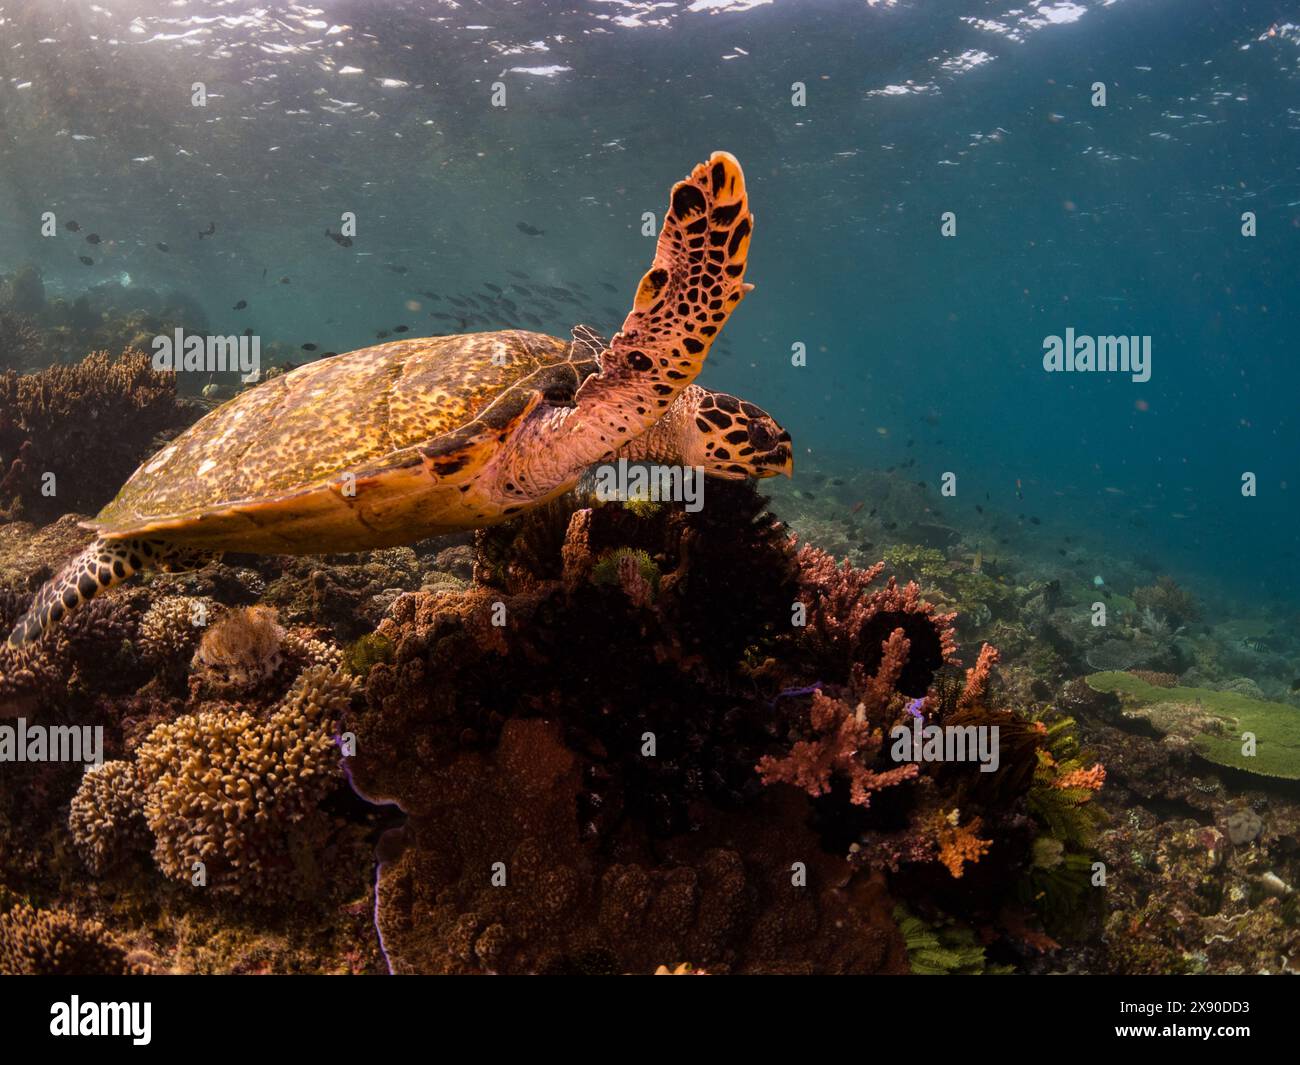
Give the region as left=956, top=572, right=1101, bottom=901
left=756, top=688, right=919, bottom=806
left=1053, top=764, right=1106, bottom=792
left=958, top=643, right=999, bottom=709
left=925, top=811, right=991, bottom=879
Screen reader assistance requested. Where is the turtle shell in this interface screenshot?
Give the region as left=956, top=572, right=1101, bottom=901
left=88, top=330, right=599, bottom=547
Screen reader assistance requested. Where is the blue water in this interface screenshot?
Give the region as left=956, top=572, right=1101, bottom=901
left=1, top=0, right=1297, bottom=605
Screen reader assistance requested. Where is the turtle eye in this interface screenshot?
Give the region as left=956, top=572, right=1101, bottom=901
left=747, top=419, right=776, bottom=451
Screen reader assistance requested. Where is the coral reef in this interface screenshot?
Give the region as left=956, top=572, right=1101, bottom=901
left=0, top=349, right=199, bottom=523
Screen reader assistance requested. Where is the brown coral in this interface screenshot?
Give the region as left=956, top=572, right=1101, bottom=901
left=0, top=903, right=140, bottom=975
left=133, top=666, right=356, bottom=896
left=68, top=760, right=148, bottom=874
left=0, top=349, right=198, bottom=522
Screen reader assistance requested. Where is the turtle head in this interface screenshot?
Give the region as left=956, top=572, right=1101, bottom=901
left=688, top=387, right=793, bottom=480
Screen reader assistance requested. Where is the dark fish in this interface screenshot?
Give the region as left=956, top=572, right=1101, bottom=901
left=279, top=276, right=291, bottom=285
left=849, top=501, right=865, bottom=514
left=512, top=284, right=532, bottom=296
left=78, top=255, right=93, bottom=265
left=1058, top=548, right=1067, bottom=556
left=516, top=222, right=545, bottom=237
left=508, top=269, right=530, bottom=280
left=233, top=300, right=247, bottom=310
left=975, top=505, right=984, bottom=514
left=884, top=521, right=898, bottom=530
left=601, top=282, right=617, bottom=293
left=830, top=478, right=845, bottom=486
left=301, top=343, right=317, bottom=351
left=85, top=233, right=101, bottom=245
left=1290, top=679, right=1300, bottom=693
left=198, top=221, right=216, bottom=239
left=262, top=268, right=267, bottom=281
left=393, top=325, right=409, bottom=333
left=1030, top=516, right=1042, bottom=525
left=384, top=264, right=408, bottom=275
left=376, top=330, right=390, bottom=339
left=156, top=242, right=170, bottom=252
left=420, top=291, right=440, bottom=300
left=484, top=283, right=502, bottom=294
left=65, top=220, right=80, bottom=232
left=325, top=227, right=353, bottom=248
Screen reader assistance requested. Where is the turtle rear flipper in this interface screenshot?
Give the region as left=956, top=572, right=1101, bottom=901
left=6, top=538, right=217, bottom=647
left=574, top=151, right=753, bottom=454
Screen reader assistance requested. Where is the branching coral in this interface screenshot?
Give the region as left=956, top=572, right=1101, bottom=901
left=129, top=667, right=356, bottom=896
left=794, top=541, right=957, bottom=693
left=68, top=760, right=148, bottom=875
left=1133, top=576, right=1200, bottom=628
left=0, top=903, right=141, bottom=975
left=757, top=688, right=919, bottom=806
left=0, top=349, right=198, bottom=522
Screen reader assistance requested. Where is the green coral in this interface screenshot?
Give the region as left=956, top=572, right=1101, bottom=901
left=1086, top=671, right=1300, bottom=780
left=345, top=632, right=395, bottom=677
left=894, top=906, right=1011, bottom=974
left=590, top=548, right=660, bottom=592
left=881, top=544, right=949, bottom=582
left=621, top=494, right=663, bottom=519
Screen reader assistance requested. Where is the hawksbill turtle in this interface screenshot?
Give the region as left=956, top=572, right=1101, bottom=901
left=8, top=151, right=791, bottom=646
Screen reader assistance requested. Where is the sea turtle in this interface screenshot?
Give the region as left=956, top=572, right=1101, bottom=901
left=8, top=151, right=791, bottom=647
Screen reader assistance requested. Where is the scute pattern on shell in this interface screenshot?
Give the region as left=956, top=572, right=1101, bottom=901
left=92, top=330, right=582, bottom=532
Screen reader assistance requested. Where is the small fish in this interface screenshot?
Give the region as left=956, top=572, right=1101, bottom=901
left=600, top=281, right=617, bottom=293
left=484, top=282, right=502, bottom=294
left=78, top=255, right=94, bottom=265
left=301, top=343, right=317, bottom=351
left=829, top=478, right=845, bottom=486
left=393, top=325, right=409, bottom=333
left=508, top=269, right=531, bottom=280
left=1030, top=516, right=1042, bottom=525
left=384, top=264, right=408, bottom=275
left=975, top=504, right=984, bottom=514
left=279, top=276, right=291, bottom=285
left=516, top=222, right=545, bottom=237
left=156, top=242, right=170, bottom=252
left=325, top=227, right=353, bottom=248
left=85, top=233, right=101, bottom=245
left=1290, top=678, right=1300, bottom=693
left=421, top=291, right=440, bottom=300
left=849, top=501, right=865, bottom=514
left=232, top=300, right=247, bottom=310
left=65, top=220, right=81, bottom=232
left=1015, top=478, right=1023, bottom=501
left=883, top=521, right=898, bottom=530
left=198, top=221, right=216, bottom=239
left=376, top=330, right=390, bottom=339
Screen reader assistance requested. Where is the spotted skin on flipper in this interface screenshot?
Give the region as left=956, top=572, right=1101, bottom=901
left=6, top=538, right=219, bottom=647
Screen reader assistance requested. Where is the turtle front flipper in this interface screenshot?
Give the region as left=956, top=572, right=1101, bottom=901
left=6, top=538, right=219, bottom=647
left=572, top=151, right=754, bottom=459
